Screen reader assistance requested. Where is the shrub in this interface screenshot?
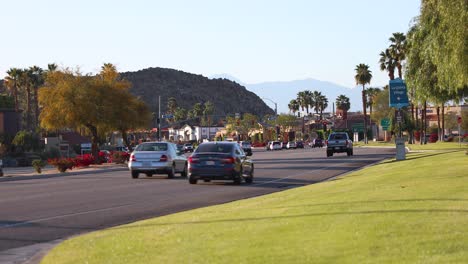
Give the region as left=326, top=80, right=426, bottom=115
left=48, top=158, right=74, bottom=173
left=73, top=154, right=94, bottom=167
left=111, top=151, right=129, bottom=164
left=32, top=159, right=46, bottom=174
left=429, top=133, right=438, bottom=143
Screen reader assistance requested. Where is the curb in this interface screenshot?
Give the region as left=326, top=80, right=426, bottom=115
left=0, top=166, right=128, bottom=183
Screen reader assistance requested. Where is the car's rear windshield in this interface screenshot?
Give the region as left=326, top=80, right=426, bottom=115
left=329, top=134, right=347, bottom=140
left=196, top=143, right=233, bottom=153
left=242, top=142, right=251, bottom=147
left=273, top=142, right=281, bottom=145
left=135, top=143, right=168, bottom=151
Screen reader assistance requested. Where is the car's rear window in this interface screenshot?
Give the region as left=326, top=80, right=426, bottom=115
left=196, top=144, right=233, bottom=153
left=135, top=143, right=168, bottom=151
left=329, top=134, right=347, bottom=140
left=273, top=142, right=281, bottom=145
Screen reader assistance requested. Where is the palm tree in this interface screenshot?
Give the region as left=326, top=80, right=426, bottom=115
left=389, top=32, right=407, bottom=79
left=288, top=99, right=299, bottom=116
left=47, top=63, right=58, bottom=72
left=354, top=63, right=373, bottom=144
left=335, top=95, right=351, bottom=112
left=4, top=68, right=21, bottom=112
left=311, top=90, right=323, bottom=116
left=366, top=87, right=381, bottom=119
left=379, top=49, right=396, bottom=80
left=29, top=66, right=44, bottom=129
left=296, top=91, right=306, bottom=115
left=167, top=97, right=178, bottom=114
left=100, top=63, right=118, bottom=81
left=317, top=95, right=328, bottom=120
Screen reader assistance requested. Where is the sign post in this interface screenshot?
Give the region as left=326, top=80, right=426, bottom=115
left=389, top=78, right=409, bottom=161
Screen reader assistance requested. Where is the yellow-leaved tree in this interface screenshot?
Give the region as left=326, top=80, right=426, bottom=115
left=38, top=64, right=151, bottom=161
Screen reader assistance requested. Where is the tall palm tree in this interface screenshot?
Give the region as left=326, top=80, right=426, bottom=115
left=389, top=32, right=407, bottom=79
left=4, top=68, right=21, bottom=112
left=366, top=87, right=381, bottom=119
left=167, top=97, right=178, bottom=114
left=29, top=66, right=44, bottom=129
left=47, top=63, right=58, bottom=72
left=311, top=90, right=323, bottom=116
left=379, top=49, right=396, bottom=80
left=288, top=99, right=299, bottom=116
left=335, top=95, right=351, bottom=112
left=317, top=95, right=328, bottom=120
left=296, top=91, right=307, bottom=115
left=100, top=63, right=118, bottom=81
left=354, top=63, right=373, bottom=144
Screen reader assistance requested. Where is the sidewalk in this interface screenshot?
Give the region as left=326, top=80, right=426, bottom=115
left=0, top=163, right=128, bottom=181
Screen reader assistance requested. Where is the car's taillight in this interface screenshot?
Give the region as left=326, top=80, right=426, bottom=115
left=130, top=154, right=136, bottom=162
left=188, top=156, right=199, bottom=164
left=160, top=155, right=168, bottom=162
left=325, top=140, right=328, bottom=145
left=222, top=157, right=236, bottom=164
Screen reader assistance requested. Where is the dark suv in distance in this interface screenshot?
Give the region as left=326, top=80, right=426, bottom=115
left=240, top=141, right=252, bottom=156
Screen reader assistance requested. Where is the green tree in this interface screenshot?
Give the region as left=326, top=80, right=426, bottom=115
left=4, top=68, right=21, bottom=112
left=389, top=32, right=407, bottom=79
left=317, top=94, right=328, bottom=120
left=174, top=107, right=187, bottom=122
left=335, top=95, right=351, bottom=112
left=288, top=99, right=300, bottom=115
left=12, top=130, right=42, bottom=152
left=354, top=63, right=373, bottom=144
left=366, top=87, right=381, bottom=120
left=379, top=49, right=396, bottom=80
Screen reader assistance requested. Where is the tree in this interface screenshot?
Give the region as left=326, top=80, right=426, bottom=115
left=167, top=97, right=178, bottom=114
left=317, top=94, right=328, bottom=120
left=311, top=90, right=323, bottom=116
left=174, top=107, right=187, bottom=122
left=202, top=101, right=215, bottom=126
left=417, top=0, right=467, bottom=91
left=354, top=63, right=373, bottom=144
left=28, top=66, right=44, bottom=129
left=335, top=95, right=351, bottom=112
left=366, top=87, right=381, bottom=119
left=4, top=68, right=21, bottom=112
left=226, top=113, right=259, bottom=141
left=288, top=99, right=300, bottom=115
left=379, top=49, right=396, bottom=80
left=389, top=32, right=407, bottom=79
left=39, top=65, right=150, bottom=162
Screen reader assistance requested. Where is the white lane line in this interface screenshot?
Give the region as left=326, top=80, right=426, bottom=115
left=0, top=203, right=134, bottom=228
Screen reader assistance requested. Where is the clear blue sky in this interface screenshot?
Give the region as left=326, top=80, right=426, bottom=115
left=1, top=0, right=420, bottom=88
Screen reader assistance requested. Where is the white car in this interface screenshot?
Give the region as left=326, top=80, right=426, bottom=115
left=269, top=141, right=282, bottom=150
left=286, top=141, right=296, bottom=149
left=128, top=142, right=187, bottom=179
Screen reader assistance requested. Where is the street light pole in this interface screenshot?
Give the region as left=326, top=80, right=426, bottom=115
left=262, top=97, right=278, bottom=140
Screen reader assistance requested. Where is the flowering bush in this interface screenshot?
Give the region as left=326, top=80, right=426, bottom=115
left=429, top=133, right=438, bottom=143
left=48, top=158, right=75, bottom=172
left=74, top=154, right=94, bottom=167
left=111, top=151, right=129, bottom=164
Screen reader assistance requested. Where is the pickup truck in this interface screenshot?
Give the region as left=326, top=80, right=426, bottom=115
left=326, top=132, right=353, bottom=157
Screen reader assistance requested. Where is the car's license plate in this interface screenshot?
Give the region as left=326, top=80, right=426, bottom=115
left=335, top=147, right=340, bottom=150
left=142, top=162, right=151, bottom=167
left=205, top=161, right=215, bottom=165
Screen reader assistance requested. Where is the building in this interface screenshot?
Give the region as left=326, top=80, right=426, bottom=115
left=0, top=109, right=21, bottom=136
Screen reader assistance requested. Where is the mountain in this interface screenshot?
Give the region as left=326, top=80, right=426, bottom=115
left=120, top=68, right=275, bottom=118
left=245, top=79, right=363, bottom=114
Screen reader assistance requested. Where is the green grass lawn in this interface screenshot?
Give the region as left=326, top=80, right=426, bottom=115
left=355, top=140, right=467, bottom=151
left=41, top=151, right=468, bottom=264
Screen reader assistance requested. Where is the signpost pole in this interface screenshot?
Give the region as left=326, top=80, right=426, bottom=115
left=158, top=96, right=161, bottom=141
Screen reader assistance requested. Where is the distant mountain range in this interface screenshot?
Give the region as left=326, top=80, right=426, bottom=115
left=210, top=74, right=363, bottom=114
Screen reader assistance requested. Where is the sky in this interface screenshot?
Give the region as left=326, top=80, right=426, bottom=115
left=1, top=0, right=421, bottom=88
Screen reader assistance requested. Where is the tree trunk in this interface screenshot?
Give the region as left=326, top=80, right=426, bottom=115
left=362, top=86, right=367, bottom=144
left=397, top=65, right=403, bottom=79
left=441, top=106, right=445, bottom=142
left=436, top=106, right=441, bottom=141
left=26, top=85, right=32, bottom=131
left=86, top=123, right=100, bottom=164
left=34, top=87, right=40, bottom=129
left=14, top=83, right=19, bottom=112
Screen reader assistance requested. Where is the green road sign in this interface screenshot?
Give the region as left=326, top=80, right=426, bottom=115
left=352, top=123, right=364, bottom=132
left=381, top=118, right=391, bottom=131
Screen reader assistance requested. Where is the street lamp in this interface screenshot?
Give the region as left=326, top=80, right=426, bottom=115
left=262, top=97, right=279, bottom=140
left=261, top=97, right=278, bottom=117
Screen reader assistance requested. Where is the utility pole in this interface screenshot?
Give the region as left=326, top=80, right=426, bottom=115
left=158, top=96, right=161, bottom=141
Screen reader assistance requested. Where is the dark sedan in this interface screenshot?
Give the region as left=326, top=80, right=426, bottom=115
left=187, top=142, right=254, bottom=185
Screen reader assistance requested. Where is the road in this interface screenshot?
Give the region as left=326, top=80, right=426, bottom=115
left=0, top=147, right=394, bottom=256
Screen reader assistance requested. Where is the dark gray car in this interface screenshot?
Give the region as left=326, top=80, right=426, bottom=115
left=187, top=142, right=254, bottom=185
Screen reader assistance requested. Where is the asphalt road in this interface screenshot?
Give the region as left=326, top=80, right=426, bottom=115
left=0, top=147, right=394, bottom=255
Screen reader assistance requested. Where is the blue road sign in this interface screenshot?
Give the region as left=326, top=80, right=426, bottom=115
left=389, top=78, right=409, bottom=109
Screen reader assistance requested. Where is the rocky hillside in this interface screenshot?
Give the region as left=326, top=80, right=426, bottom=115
left=120, top=67, right=274, bottom=117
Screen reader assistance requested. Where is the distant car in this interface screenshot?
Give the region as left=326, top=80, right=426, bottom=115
left=128, top=142, right=188, bottom=179
left=326, top=132, right=353, bottom=157
left=187, top=141, right=254, bottom=185
left=312, top=138, right=324, bottom=148
left=183, top=143, right=194, bottom=152
left=240, top=141, right=253, bottom=156
left=286, top=141, right=296, bottom=149
left=296, top=141, right=304, bottom=148
left=270, top=141, right=282, bottom=150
